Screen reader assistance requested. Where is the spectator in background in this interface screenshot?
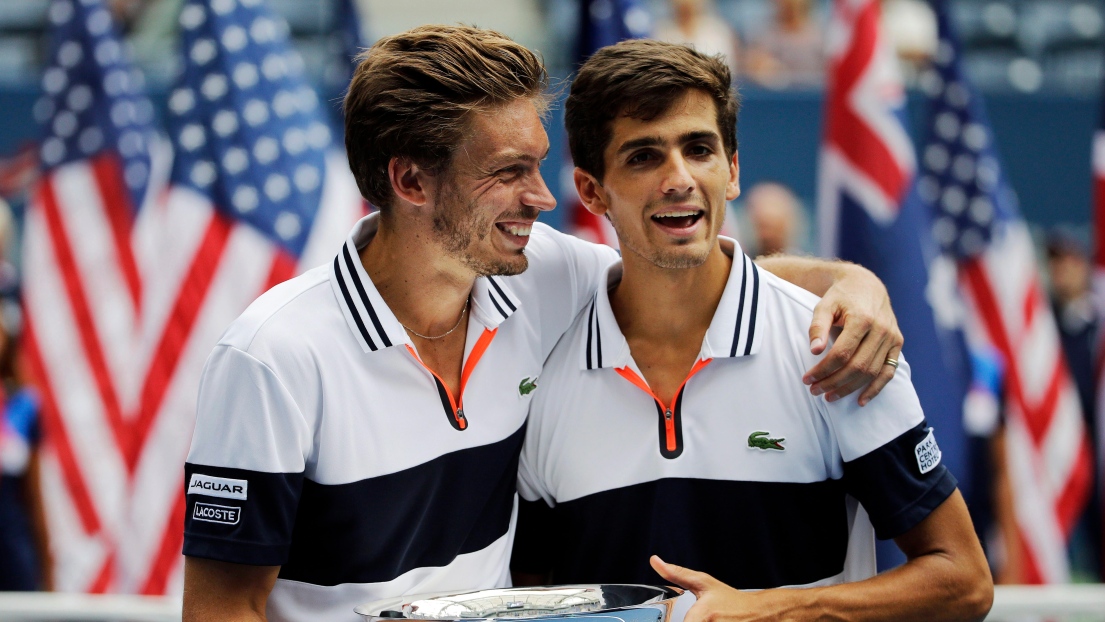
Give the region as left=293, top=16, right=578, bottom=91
left=744, top=181, right=807, bottom=256
left=654, top=0, right=741, bottom=79
left=0, top=296, right=48, bottom=591
left=0, top=199, right=17, bottom=298
left=959, top=344, right=1023, bottom=584
left=745, top=0, right=824, bottom=88
left=115, top=0, right=186, bottom=73
left=882, top=0, right=938, bottom=85
left=0, top=197, right=49, bottom=591
left=1045, top=226, right=1101, bottom=581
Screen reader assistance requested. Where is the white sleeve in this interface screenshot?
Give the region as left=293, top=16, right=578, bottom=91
left=183, top=344, right=312, bottom=565
left=525, top=226, right=618, bottom=359
left=517, top=419, right=552, bottom=505
left=187, top=344, right=312, bottom=472
left=819, top=354, right=925, bottom=462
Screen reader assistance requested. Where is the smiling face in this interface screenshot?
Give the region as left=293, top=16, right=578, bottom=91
left=577, top=89, right=739, bottom=270
left=431, top=98, right=556, bottom=276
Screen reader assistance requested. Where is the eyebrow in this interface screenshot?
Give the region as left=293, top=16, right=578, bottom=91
left=493, top=146, right=551, bottom=165
left=616, top=130, right=721, bottom=155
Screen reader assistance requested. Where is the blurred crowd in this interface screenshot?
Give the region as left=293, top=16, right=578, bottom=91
left=0, top=0, right=1102, bottom=93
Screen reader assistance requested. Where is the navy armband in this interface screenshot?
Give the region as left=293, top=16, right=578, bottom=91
left=183, top=463, right=304, bottom=566
left=843, top=421, right=958, bottom=539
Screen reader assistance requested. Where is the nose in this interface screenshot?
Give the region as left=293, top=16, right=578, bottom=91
left=662, top=153, right=695, bottom=196
left=522, top=171, right=557, bottom=212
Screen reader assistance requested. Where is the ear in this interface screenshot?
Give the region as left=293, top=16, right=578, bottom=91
left=573, top=168, right=610, bottom=217
left=725, top=151, right=740, bottom=201
left=387, top=157, right=430, bottom=207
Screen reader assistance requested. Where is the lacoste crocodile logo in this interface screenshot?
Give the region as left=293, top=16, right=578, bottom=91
left=519, top=377, right=538, bottom=396
left=748, top=431, right=785, bottom=451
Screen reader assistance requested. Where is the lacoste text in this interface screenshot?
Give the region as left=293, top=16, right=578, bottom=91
left=192, top=502, right=241, bottom=525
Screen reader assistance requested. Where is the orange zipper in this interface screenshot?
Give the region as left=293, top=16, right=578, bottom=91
left=405, top=328, right=498, bottom=430
left=614, top=358, right=712, bottom=453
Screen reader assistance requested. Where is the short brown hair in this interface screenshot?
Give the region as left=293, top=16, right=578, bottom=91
left=344, top=25, right=549, bottom=209
left=565, top=39, right=739, bottom=182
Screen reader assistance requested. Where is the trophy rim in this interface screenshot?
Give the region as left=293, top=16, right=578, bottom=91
left=353, top=584, right=683, bottom=620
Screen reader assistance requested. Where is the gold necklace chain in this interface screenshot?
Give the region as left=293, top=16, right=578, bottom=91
left=401, top=298, right=469, bottom=340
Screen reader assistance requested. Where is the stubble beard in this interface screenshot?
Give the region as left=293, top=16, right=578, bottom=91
left=607, top=200, right=715, bottom=270
left=431, top=189, right=531, bottom=278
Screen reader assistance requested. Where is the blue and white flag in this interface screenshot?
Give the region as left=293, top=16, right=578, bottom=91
left=817, top=0, right=973, bottom=570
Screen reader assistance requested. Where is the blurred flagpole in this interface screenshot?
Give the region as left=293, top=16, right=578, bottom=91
left=917, top=0, right=1092, bottom=584
left=817, top=0, right=973, bottom=571
left=564, top=0, right=651, bottom=247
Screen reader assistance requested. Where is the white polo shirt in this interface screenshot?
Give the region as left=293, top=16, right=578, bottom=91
left=513, top=237, right=957, bottom=589
left=184, top=213, right=616, bottom=622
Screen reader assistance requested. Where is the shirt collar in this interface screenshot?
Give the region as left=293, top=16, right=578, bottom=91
left=579, top=236, right=765, bottom=370
left=470, top=275, right=521, bottom=328
left=701, top=237, right=766, bottom=359
left=330, top=213, right=522, bottom=353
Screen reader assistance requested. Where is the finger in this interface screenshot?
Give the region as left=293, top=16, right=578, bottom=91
left=857, top=345, right=902, bottom=406
left=650, top=555, right=715, bottom=595
left=811, top=329, right=885, bottom=398
left=853, top=332, right=898, bottom=400
left=803, top=319, right=868, bottom=389
left=807, top=298, right=836, bottom=359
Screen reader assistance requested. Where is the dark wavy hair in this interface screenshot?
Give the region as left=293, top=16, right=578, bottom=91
left=566, top=39, right=739, bottom=182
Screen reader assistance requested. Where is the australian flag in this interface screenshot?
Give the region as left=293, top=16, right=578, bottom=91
left=817, top=0, right=973, bottom=570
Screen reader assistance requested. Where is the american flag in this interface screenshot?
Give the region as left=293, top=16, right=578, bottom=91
left=23, top=0, right=164, bottom=593
left=818, top=0, right=973, bottom=571
left=921, top=0, right=1092, bottom=583
left=564, top=0, right=651, bottom=247
left=25, top=0, right=362, bottom=594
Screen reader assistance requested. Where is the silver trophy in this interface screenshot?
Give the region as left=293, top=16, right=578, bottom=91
left=355, top=585, right=683, bottom=622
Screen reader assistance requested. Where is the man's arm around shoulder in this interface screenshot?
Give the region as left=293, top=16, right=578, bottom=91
left=756, top=255, right=903, bottom=406
left=652, top=490, right=993, bottom=622
left=184, top=557, right=280, bottom=622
